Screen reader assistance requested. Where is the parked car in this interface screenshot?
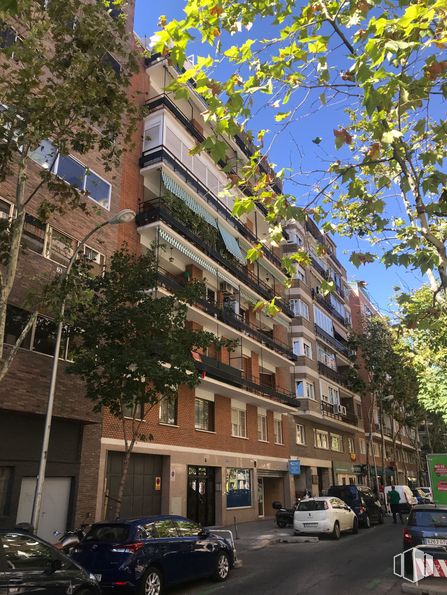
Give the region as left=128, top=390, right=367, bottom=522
left=412, top=488, right=432, bottom=504
left=384, top=485, right=417, bottom=514
left=327, top=484, right=384, bottom=528
left=403, top=504, right=447, bottom=550
left=293, top=496, right=358, bottom=539
left=416, top=486, right=433, bottom=502
left=0, top=530, right=100, bottom=594
left=70, top=515, right=235, bottom=594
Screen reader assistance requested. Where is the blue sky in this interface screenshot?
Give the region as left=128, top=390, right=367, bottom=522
left=134, top=0, right=425, bottom=314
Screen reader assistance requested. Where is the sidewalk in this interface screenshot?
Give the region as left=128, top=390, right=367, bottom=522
left=216, top=517, right=317, bottom=556
left=402, top=578, right=447, bottom=594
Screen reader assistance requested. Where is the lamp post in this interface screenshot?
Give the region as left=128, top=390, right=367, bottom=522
left=31, top=209, right=135, bottom=533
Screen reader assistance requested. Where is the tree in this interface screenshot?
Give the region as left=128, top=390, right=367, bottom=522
left=0, top=0, right=139, bottom=381
left=396, top=285, right=447, bottom=420
left=153, top=0, right=447, bottom=296
left=68, top=247, right=235, bottom=518
left=351, top=315, right=419, bottom=486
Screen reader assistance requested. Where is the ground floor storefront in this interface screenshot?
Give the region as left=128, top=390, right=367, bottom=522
left=97, top=439, right=295, bottom=526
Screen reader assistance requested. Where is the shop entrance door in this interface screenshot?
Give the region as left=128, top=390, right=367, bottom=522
left=187, top=466, right=215, bottom=527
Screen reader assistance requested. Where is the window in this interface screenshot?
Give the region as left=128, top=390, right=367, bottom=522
left=257, top=412, right=268, bottom=442
left=296, top=380, right=315, bottom=400
left=0, top=467, right=12, bottom=516
left=0, top=197, right=13, bottom=219
left=159, top=396, right=177, bottom=425
left=294, top=265, right=305, bottom=282
left=290, top=298, right=309, bottom=319
left=195, top=398, right=214, bottom=431
left=122, top=399, right=144, bottom=420
left=101, top=51, right=122, bottom=75
left=347, top=437, right=355, bottom=453
left=2, top=533, right=72, bottom=570
left=372, top=443, right=380, bottom=457
left=83, top=245, right=105, bottom=276
left=21, top=213, right=46, bottom=254
left=292, top=338, right=312, bottom=358
left=296, top=424, right=305, bottom=445
left=4, top=304, right=32, bottom=349
left=231, top=407, right=247, bottom=438
left=331, top=433, right=343, bottom=452
left=0, top=24, right=18, bottom=49
left=356, top=403, right=362, bottom=419
left=329, top=294, right=346, bottom=318
left=32, top=315, right=57, bottom=356
left=29, top=140, right=112, bottom=209
left=359, top=438, right=366, bottom=455
left=175, top=519, right=200, bottom=536
left=317, top=344, right=336, bottom=370
left=313, top=306, right=334, bottom=336
left=154, top=519, right=178, bottom=538
left=314, top=429, right=329, bottom=449
left=274, top=414, right=283, bottom=444
left=328, top=385, right=339, bottom=405
left=46, top=228, right=77, bottom=266
left=226, top=468, right=251, bottom=508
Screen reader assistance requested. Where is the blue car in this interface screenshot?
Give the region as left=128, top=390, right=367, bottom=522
left=70, top=515, right=235, bottom=594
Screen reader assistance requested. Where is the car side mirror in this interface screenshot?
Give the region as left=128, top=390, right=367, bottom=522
left=45, top=558, right=62, bottom=575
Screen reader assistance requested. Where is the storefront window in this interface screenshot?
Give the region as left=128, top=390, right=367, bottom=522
left=226, top=468, right=251, bottom=508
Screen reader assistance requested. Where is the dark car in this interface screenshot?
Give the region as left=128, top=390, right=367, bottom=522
left=70, top=515, right=235, bottom=594
left=0, top=530, right=100, bottom=594
left=412, top=488, right=431, bottom=504
left=327, top=485, right=384, bottom=528
left=403, top=504, right=447, bottom=550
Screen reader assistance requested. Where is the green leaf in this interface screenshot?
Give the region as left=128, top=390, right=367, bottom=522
left=274, top=111, right=291, bottom=122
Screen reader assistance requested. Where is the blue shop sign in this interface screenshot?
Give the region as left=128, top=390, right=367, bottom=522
left=288, top=460, right=301, bottom=475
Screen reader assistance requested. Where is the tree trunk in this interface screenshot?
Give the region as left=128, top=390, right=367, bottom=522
left=114, top=445, right=132, bottom=520
left=379, top=398, right=386, bottom=487
left=0, top=154, right=28, bottom=366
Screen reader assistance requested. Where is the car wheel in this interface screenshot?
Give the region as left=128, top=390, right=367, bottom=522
left=352, top=517, right=359, bottom=534
left=378, top=510, right=385, bottom=525
left=277, top=519, right=287, bottom=528
left=140, top=567, right=163, bottom=595
left=332, top=521, right=341, bottom=540
left=213, top=551, right=230, bottom=582
left=363, top=514, right=371, bottom=529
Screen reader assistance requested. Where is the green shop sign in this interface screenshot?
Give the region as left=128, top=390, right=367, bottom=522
left=427, top=454, right=447, bottom=505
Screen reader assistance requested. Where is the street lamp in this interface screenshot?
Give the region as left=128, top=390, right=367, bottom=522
left=30, top=209, right=135, bottom=533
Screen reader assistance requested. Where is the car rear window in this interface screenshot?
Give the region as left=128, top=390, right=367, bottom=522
left=85, top=524, right=130, bottom=542
left=297, top=501, right=326, bottom=511
left=328, top=486, right=357, bottom=503
left=408, top=511, right=447, bottom=527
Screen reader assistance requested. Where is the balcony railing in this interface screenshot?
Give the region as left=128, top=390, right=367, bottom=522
left=315, top=324, right=351, bottom=357
left=137, top=199, right=294, bottom=317
left=320, top=401, right=359, bottom=427
left=142, top=104, right=283, bottom=270
left=156, top=267, right=297, bottom=362
left=196, top=354, right=298, bottom=408
left=317, top=361, right=351, bottom=388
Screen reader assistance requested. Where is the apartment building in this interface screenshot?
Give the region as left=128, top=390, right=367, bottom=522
left=97, top=53, right=300, bottom=526
left=0, top=2, right=137, bottom=541
left=282, top=221, right=367, bottom=496
left=349, top=282, right=420, bottom=486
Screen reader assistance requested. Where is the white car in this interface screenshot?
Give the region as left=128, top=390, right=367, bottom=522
left=293, top=496, right=358, bottom=539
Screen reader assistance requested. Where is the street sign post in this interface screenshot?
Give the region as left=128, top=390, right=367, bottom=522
left=427, top=454, right=447, bottom=504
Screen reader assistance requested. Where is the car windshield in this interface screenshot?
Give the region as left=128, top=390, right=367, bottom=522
left=298, top=500, right=326, bottom=511
left=85, top=524, right=130, bottom=542
left=408, top=511, right=447, bottom=528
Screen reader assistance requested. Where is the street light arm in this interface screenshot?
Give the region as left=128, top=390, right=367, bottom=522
left=65, top=219, right=109, bottom=280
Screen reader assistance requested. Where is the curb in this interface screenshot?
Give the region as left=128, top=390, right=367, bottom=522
left=402, top=580, right=447, bottom=594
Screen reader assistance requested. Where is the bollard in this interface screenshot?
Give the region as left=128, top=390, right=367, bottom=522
left=233, top=516, right=239, bottom=540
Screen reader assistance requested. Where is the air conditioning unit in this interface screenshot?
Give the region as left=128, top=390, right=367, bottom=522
left=333, top=404, right=347, bottom=416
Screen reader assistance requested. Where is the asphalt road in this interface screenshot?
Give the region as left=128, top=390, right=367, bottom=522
left=169, top=519, right=406, bottom=595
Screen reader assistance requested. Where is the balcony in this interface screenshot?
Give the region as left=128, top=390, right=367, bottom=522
left=314, top=292, right=349, bottom=327
left=318, top=361, right=351, bottom=388
left=137, top=199, right=294, bottom=317
left=321, top=401, right=359, bottom=427
left=195, top=354, right=298, bottom=408
left=156, top=267, right=297, bottom=362
left=143, top=99, right=283, bottom=270
left=315, top=324, right=351, bottom=357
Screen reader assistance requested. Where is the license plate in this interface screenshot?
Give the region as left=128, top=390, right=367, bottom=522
left=424, top=538, right=447, bottom=546
left=304, top=522, right=318, bottom=527
left=94, top=575, right=102, bottom=582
